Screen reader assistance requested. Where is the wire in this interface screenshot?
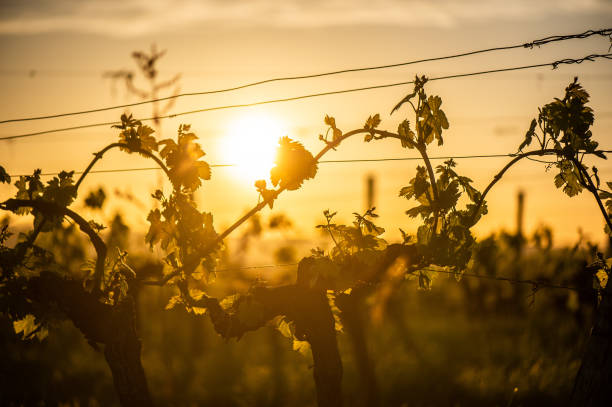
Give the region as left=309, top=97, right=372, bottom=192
left=143, top=260, right=597, bottom=295
left=2, top=53, right=611, bottom=142
left=1, top=28, right=610, bottom=125
left=215, top=263, right=298, bottom=273
left=7, top=151, right=611, bottom=179
left=416, top=267, right=594, bottom=294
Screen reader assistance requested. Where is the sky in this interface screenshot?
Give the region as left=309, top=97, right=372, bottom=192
left=1, top=0, right=612, bottom=251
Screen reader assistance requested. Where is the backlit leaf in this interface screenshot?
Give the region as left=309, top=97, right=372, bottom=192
left=270, top=137, right=317, bottom=191
left=0, top=165, right=10, bottom=184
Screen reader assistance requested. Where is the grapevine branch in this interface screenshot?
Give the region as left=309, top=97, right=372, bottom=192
left=0, top=199, right=108, bottom=295
left=23, top=271, right=153, bottom=406
left=138, top=128, right=394, bottom=286
left=1, top=141, right=171, bottom=292
left=569, top=156, right=612, bottom=231
left=471, top=149, right=565, bottom=223
left=212, top=128, right=399, bottom=247
left=75, top=142, right=171, bottom=191
left=140, top=127, right=439, bottom=287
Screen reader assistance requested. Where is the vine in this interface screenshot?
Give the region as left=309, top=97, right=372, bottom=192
left=0, top=76, right=610, bottom=406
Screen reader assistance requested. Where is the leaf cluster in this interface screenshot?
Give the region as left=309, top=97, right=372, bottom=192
left=400, top=161, right=481, bottom=274
left=113, top=114, right=158, bottom=156
left=146, top=189, right=218, bottom=282
left=158, top=124, right=211, bottom=191
left=82, top=249, right=135, bottom=305
left=517, top=78, right=605, bottom=198
left=319, top=115, right=343, bottom=146
left=392, top=76, right=449, bottom=147
left=317, top=208, right=386, bottom=259
left=306, top=209, right=388, bottom=290
left=363, top=114, right=381, bottom=142
left=11, top=170, right=77, bottom=231
left=270, top=136, right=317, bottom=191
left=112, top=118, right=219, bottom=286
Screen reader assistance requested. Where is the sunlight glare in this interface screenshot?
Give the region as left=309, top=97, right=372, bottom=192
left=222, top=113, right=285, bottom=184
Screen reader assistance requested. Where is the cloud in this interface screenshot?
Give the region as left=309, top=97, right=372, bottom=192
left=0, top=0, right=611, bottom=37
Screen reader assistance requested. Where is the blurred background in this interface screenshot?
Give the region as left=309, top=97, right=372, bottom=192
left=0, top=185, right=606, bottom=406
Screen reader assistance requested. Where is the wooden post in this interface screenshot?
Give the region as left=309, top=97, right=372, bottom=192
left=337, top=288, right=380, bottom=406
left=366, top=174, right=375, bottom=211
left=512, top=190, right=525, bottom=309
left=571, top=279, right=612, bottom=406
left=516, top=190, right=524, bottom=242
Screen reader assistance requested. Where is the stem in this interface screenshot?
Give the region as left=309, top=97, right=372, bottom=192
left=2, top=198, right=108, bottom=296
left=193, top=283, right=343, bottom=407
left=103, top=297, right=154, bottom=407
left=416, top=144, right=439, bottom=201
left=326, top=227, right=341, bottom=252
left=212, top=128, right=383, bottom=249
left=416, top=144, right=440, bottom=233
left=469, top=149, right=560, bottom=224
left=76, top=142, right=171, bottom=192
left=27, top=272, right=153, bottom=406
left=13, top=219, right=47, bottom=264
left=140, top=269, right=181, bottom=286
left=3, top=140, right=170, bottom=293
left=199, top=128, right=424, bottom=271
left=143, top=128, right=384, bottom=286
left=571, top=157, right=612, bottom=232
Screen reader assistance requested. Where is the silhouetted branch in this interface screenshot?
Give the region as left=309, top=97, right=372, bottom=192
left=570, top=156, right=612, bottom=231
left=2, top=199, right=107, bottom=295
left=25, top=272, right=153, bottom=406
left=76, top=142, right=171, bottom=191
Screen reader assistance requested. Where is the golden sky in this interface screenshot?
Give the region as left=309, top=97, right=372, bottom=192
left=1, top=0, right=612, bottom=248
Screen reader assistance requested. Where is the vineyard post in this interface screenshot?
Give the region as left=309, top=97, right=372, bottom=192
left=571, top=278, right=612, bottom=406
left=336, top=288, right=380, bottom=406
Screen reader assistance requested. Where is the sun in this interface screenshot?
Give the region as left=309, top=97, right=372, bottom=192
left=221, top=113, right=285, bottom=184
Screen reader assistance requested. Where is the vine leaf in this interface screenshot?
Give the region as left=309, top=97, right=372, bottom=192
left=13, top=314, right=48, bottom=341
left=363, top=114, right=381, bottom=142
left=42, top=171, right=77, bottom=208
left=398, top=120, right=416, bottom=148
left=0, top=165, right=10, bottom=184
left=324, top=115, right=343, bottom=141
left=14, top=170, right=44, bottom=215
left=421, top=95, right=449, bottom=145
left=114, top=114, right=158, bottom=156
left=145, top=208, right=173, bottom=249
left=254, top=180, right=277, bottom=209
left=84, top=188, right=106, bottom=209
left=554, top=161, right=583, bottom=197
left=599, top=185, right=612, bottom=216
left=436, top=180, right=460, bottom=212
left=88, top=220, right=106, bottom=232
left=324, top=115, right=336, bottom=129
left=11, top=170, right=77, bottom=230
left=519, top=119, right=538, bottom=151
left=165, top=294, right=182, bottom=310
left=272, top=316, right=311, bottom=357
left=400, top=166, right=432, bottom=215
left=391, top=75, right=428, bottom=114
left=270, top=137, right=317, bottom=191
left=145, top=186, right=219, bottom=281
left=159, top=124, right=211, bottom=191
